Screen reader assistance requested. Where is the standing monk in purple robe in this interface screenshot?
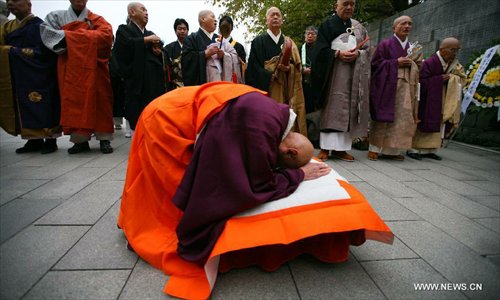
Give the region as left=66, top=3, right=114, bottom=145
left=311, top=0, right=371, bottom=162
left=0, top=0, right=61, bottom=154
left=172, top=88, right=331, bottom=265
left=368, top=15, right=421, bottom=161
left=407, top=38, right=466, bottom=161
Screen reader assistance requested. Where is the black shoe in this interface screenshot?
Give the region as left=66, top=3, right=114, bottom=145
left=16, top=139, right=44, bottom=154
left=68, top=142, right=90, bottom=154
left=406, top=151, right=422, bottom=160
left=100, top=140, right=113, bottom=154
left=40, top=139, right=58, bottom=154
left=423, top=153, right=442, bottom=160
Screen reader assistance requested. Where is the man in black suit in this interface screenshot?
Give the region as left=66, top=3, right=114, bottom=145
left=164, top=18, right=189, bottom=90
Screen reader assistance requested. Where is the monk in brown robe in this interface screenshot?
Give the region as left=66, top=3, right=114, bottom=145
left=407, top=37, right=467, bottom=160
left=368, top=15, right=421, bottom=161
left=246, top=7, right=307, bottom=136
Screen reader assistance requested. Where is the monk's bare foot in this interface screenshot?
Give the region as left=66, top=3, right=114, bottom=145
left=317, top=149, right=329, bottom=162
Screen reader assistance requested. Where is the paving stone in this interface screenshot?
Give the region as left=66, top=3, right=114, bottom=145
left=389, top=221, right=500, bottom=299
left=22, top=167, right=110, bottom=200
left=332, top=157, right=373, bottom=170
left=362, top=160, right=424, bottom=182
left=473, top=218, right=500, bottom=234
left=425, top=162, right=486, bottom=181
left=11, top=150, right=74, bottom=167
left=362, top=259, right=466, bottom=299
left=119, top=259, right=173, bottom=300
left=486, top=255, right=500, bottom=267
left=84, top=145, right=129, bottom=168
left=352, top=170, right=421, bottom=198
left=212, top=264, right=299, bottom=299
left=453, top=159, right=500, bottom=175
left=351, top=236, right=419, bottom=261
left=440, top=145, right=495, bottom=164
left=464, top=180, right=500, bottom=195
left=409, top=170, right=491, bottom=196
left=290, top=255, right=385, bottom=299
left=394, top=197, right=500, bottom=255
left=36, top=180, right=123, bottom=225
left=0, top=225, right=89, bottom=300
left=352, top=182, right=422, bottom=221
left=462, top=166, right=500, bottom=184
left=99, top=160, right=128, bottom=181
left=23, top=270, right=130, bottom=300
left=0, top=197, right=64, bottom=243
left=55, top=201, right=138, bottom=269
left=466, top=195, right=500, bottom=212
left=0, top=165, right=38, bottom=181
left=0, top=148, right=28, bottom=168
left=327, top=162, right=363, bottom=182
left=0, top=179, right=48, bottom=205
left=407, top=181, right=499, bottom=218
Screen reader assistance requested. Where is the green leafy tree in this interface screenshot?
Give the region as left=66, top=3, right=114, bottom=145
left=210, top=0, right=420, bottom=45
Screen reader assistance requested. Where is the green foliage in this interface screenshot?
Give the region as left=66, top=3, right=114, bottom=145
left=210, top=0, right=412, bottom=45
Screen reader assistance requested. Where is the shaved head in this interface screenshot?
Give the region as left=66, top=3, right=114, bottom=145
left=393, top=15, right=412, bottom=27
left=440, top=37, right=460, bottom=48
left=439, top=37, right=461, bottom=62
left=278, top=132, right=314, bottom=169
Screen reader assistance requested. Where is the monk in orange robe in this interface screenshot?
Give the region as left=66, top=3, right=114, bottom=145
left=40, top=0, right=114, bottom=154
left=118, top=82, right=393, bottom=299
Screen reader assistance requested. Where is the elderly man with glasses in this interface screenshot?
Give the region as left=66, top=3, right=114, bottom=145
left=407, top=37, right=467, bottom=161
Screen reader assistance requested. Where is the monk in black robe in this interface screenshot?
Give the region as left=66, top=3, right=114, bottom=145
left=181, top=10, right=220, bottom=86
left=245, top=7, right=307, bottom=136
left=113, top=2, right=165, bottom=130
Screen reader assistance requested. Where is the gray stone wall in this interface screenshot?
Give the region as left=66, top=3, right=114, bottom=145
left=364, top=0, right=500, bottom=64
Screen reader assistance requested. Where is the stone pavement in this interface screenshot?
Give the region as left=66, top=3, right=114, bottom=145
left=0, top=128, right=499, bottom=300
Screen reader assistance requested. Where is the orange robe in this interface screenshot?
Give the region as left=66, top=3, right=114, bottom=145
left=58, top=12, right=113, bottom=135
left=118, top=82, right=393, bottom=299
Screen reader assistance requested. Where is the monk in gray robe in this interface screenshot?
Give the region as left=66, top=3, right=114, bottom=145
left=311, top=0, right=370, bottom=162
left=407, top=37, right=467, bottom=160
left=368, top=15, right=421, bottom=161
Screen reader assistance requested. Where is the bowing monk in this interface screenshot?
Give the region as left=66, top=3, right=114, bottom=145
left=118, top=82, right=330, bottom=265
left=119, top=82, right=396, bottom=299
left=245, top=7, right=307, bottom=136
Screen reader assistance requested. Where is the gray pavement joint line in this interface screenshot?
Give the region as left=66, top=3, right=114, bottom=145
left=18, top=198, right=121, bottom=299
left=286, top=262, right=303, bottom=299
left=388, top=220, right=495, bottom=299
left=0, top=179, right=48, bottom=208
left=356, top=254, right=390, bottom=300
left=44, top=268, right=134, bottom=271
left=352, top=256, right=422, bottom=263
left=470, top=218, right=500, bottom=236
left=17, top=225, right=93, bottom=300
left=381, top=220, right=473, bottom=299
left=0, top=200, right=71, bottom=247
left=116, top=257, right=141, bottom=300
left=403, top=182, right=497, bottom=221
left=390, top=197, right=500, bottom=257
